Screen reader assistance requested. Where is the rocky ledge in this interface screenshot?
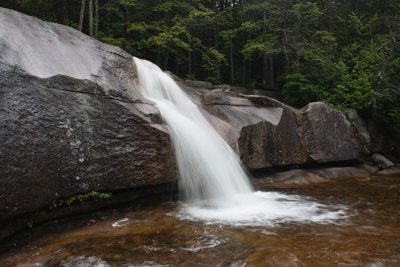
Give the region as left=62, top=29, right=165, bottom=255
left=0, top=8, right=178, bottom=240
left=0, top=63, right=176, bottom=238
left=181, top=88, right=371, bottom=171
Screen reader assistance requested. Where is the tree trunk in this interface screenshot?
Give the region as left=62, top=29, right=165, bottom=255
left=263, top=54, right=267, bottom=88
left=248, top=61, right=252, bottom=85
left=94, top=0, right=99, bottom=37
left=269, top=56, right=274, bottom=89
left=327, top=0, right=335, bottom=32
left=89, top=0, right=94, bottom=37
left=242, top=61, right=246, bottom=84
left=188, top=29, right=192, bottom=76
left=263, top=10, right=267, bottom=89
left=230, top=43, right=234, bottom=83
left=78, top=0, right=86, bottom=32
left=156, top=52, right=161, bottom=67
left=188, top=48, right=192, bottom=75
left=281, top=0, right=290, bottom=71
left=62, top=0, right=69, bottom=25
left=164, top=51, right=169, bottom=70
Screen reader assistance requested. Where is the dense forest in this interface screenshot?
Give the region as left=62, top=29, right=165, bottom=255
left=1, top=0, right=400, bottom=142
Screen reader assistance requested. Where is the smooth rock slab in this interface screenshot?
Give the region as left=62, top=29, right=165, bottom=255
left=0, top=7, right=145, bottom=102
left=0, top=65, right=176, bottom=223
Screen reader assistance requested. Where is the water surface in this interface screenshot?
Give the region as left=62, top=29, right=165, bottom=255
left=1, top=174, right=399, bottom=266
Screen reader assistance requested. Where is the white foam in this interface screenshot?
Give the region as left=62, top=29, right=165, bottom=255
left=133, top=57, right=346, bottom=226
left=178, top=191, right=347, bottom=226
left=112, top=218, right=129, bottom=227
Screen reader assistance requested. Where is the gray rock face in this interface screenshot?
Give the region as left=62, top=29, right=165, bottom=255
left=184, top=80, right=213, bottom=90
left=0, top=8, right=176, bottom=226
left=202, top=90, right=371, bottom=170
left=297, top=102, right=357, bottom=162
left=0, top=64, right=176, bottom=223
left=346, top=110, right=372, bottom=154
left=0, top=7, right=147, bottom=102
left=371, top=154, right=394, bottom=169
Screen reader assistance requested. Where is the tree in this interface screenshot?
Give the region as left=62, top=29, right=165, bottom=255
left=79, top=0, right=86, bottom=32
left=89, top=0, right=93, bottom=36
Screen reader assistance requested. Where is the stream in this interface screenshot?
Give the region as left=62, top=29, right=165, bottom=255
left=1, top=174, right=399, bottom=266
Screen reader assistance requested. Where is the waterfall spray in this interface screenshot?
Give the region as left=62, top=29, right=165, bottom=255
left=134, top=57, right=345, bottom=225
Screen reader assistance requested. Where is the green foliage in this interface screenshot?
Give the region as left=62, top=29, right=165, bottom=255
left=100, top=36, right=125, bottom=47
left=49, top=191, right=112, bottom=210
left=377, top=56, right=400, bottom=139
left=202, top=48, right=227, bottom=83
left=377, top=88, right=400, bottom=138
left=283, top=73, right=324, bottom=106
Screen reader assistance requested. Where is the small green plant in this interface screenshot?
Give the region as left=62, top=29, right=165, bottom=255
left=16, top=217, right=34, bottom=230
left=49, top=191, right=112, bottom=210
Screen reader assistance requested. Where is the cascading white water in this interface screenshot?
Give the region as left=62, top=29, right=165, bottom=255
left=134, top=57, right=346, bottom=226
left=134, top=58, right=252, bottom=203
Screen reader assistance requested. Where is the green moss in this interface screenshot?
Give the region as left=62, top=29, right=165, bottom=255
left=49, top=191, right=112, bottom=210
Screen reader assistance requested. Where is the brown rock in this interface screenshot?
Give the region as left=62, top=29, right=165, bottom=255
left=297, top=102, right=358, bottom=163
left=201, top=90, right=370, bottom=170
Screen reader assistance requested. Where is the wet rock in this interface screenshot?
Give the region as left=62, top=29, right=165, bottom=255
left=346, top=110, right=371, bottom=154
left=184, top=80, right=213, bottom=90
left=165, top=71, right=185, bottom=84
left=297, top=102, right=358, bottom=163
left=254, top=166, right=376, bottom=186
left=202, top=90, right=371, bottom=170
left=0, top=7, right=143, bottom=102
left=0, top=8, right=176, bottom=228
left=371, top=154, right=395, bottom=169
left=213, top=84, right=232, bottom=91
left=238, top=107, right=307, bottom=169
left=377, top=166, right=400, bottom=176
left=0, top=65, right=176, bottom=224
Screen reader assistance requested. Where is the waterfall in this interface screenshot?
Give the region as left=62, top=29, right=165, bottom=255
left=134, top=57, right=345, bottom=225
left=134, top=57, right=252, bottom=203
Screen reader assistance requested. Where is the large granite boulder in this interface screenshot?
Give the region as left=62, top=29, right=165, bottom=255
left=0, top=64, right=176, bottom=223
left=202, top=90, right=371, bottom=170
left=0, top=8, right=176, bottom=226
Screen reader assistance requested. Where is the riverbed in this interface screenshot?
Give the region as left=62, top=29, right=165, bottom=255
left=1, top=174, right=399, bottom=266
